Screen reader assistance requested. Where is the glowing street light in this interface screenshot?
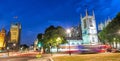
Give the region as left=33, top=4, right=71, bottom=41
left=66, top=29, right=71, bottom=55
left=13, top=43, right=16, bottom=46
left=12, top=43, right=16, bottom=51
left=7, top=47, right=9, bottom=56
left=66, top=29, right=71, bottom=37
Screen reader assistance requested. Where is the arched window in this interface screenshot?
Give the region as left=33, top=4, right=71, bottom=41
left=92, top=37, right=95, bottom=42
left=89, top=19, right=93, bottom=27
left=72, top=43, right=75, bottom=45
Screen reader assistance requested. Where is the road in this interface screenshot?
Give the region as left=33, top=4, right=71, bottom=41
left=0, top=56, right=35, bottom=61
left=0, top=52, right=52, bottom=61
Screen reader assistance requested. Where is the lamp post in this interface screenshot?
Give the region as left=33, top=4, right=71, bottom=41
left=20, top=46, right=23, bottom=52
left=66, top=29, right=71, bottom=55
left=13, top=43, right=16, bottom=51
left=7, top=47, right=9, bottom=56
left=49, top=43, right=52, bottom=56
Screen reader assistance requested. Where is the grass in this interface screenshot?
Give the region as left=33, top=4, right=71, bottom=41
left=52, top=53, right=120, bottom=61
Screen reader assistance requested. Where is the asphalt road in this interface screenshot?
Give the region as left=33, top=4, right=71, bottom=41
left=0, top=56, right=36, bottom=61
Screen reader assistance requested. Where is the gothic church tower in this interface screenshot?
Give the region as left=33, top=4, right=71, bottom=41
left=81, top=9, right=98, bottom=45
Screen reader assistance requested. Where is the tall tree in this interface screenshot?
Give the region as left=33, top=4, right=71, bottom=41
left=43, top=25, right=67, bottom=52
left=98, top=12, right=120, bottom=48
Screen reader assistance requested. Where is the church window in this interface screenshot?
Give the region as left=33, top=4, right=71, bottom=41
left=72, top=43, right=75, bottom=45
left=13, top=32, right=16, bottom=35
left=89, top=19, right=93, bottom=27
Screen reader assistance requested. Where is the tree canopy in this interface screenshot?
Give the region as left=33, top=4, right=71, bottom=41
left=37, top=25, right=67, bottom=52
left=98, top=12, right=120, bottom=45
left=44, top=25, right=67, bottom=47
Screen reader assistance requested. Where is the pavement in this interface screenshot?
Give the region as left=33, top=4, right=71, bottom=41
left=0, top=53, right=108, bottom=61
left=28, top=54, right=54, bottom=61
left=28, top=57, right=52, bottom=61
left=0, top=52, right=54, bottom=61
left=0, top=52, right=70, bottom=61
left=0, top=56, right=35, bottom=61
left=28, top=53, right=72, bottom=61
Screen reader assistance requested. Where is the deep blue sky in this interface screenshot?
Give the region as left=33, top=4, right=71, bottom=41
left=0, top=0, right=120, bottom=45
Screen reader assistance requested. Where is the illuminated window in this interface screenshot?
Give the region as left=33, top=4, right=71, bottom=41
left=72, top=43, right=75, bottom=45
left=89, top=19, right=93, bottom=27
left=12, top=32, right=16, bottom=35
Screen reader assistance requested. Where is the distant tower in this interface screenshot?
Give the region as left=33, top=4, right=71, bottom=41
left=81, top=10, right=98, bottom=45
left=10, top=23, right=21, bottom=51
left=98, top=22, right=104, bottom=31
left=104, top=17, right=112, bottom=27
left=0, top=27, right=6, bottom=50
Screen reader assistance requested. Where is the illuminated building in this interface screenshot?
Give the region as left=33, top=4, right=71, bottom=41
left=8, top=23, right=21, bottom=51
left=51, top=25, right=82, bottom=53
left=98, top=22, right=104, bottom=31
left=50, top=10, right=99, bottom=53
left=0, top=28, right=6, bottom=50
left=81, top=10, right=98, bottom=45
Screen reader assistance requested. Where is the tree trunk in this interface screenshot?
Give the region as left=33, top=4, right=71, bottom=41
left=115, top=41, right=117, bottom=48
left=57, top=45, right=58, bottom=52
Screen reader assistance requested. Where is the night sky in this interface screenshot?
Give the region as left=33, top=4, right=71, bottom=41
left=0, top=0, right=120, bottom=45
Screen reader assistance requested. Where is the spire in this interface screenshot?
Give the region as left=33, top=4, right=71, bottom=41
left=92, top=10, right=95, bottom=19
left=106, top=16, right=111, bottom=25
left=85, top=9, right=88, bottom=17
left=99, top=22, right=104, bottom=30
left=80, top=14, right=82, bottom=26
left=107, top=16, right=111, bottom=22
left=105, top=19, right=107, bottom=27
left=1, top=26, right=6, bottom=33
left=1, top=25, right=4, bottom=30
left=80, top=14, right=82, bottom=20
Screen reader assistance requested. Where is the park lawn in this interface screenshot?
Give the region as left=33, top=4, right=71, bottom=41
left=53, top=53, right=120, bottom=61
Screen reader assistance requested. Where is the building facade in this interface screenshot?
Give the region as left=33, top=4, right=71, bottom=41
left=8, top=23, right=21, bottom=51
left=0, top=28, right=6, bottom=50
left=81, top=10, right=98, bottom=45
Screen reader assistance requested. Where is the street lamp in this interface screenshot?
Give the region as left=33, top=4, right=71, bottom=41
left=20, top=46, right=23, bottom=52
left=13, top=43, right=16, bottom=51
left=7, top=47, right=9, bottom=56
left=49, top=43, right=52, bottom=56
left=66, top=29, right=71, bottom=55
left=66, top=29, right=71, bottom=37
